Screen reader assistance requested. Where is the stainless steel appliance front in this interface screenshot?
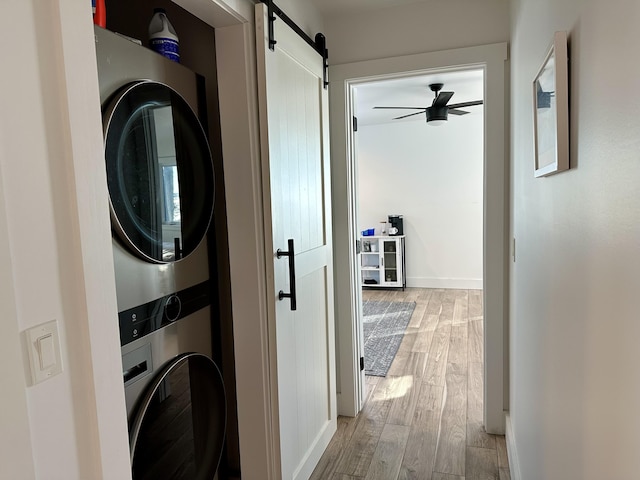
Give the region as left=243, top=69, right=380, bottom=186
left=96, top=26, right=224, bottom=479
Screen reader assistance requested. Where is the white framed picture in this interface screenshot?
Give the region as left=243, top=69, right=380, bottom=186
left=533, top=31, right=569, bottom=177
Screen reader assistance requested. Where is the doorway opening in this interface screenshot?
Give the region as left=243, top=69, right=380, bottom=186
left=353, top=67, right=484, bottom=382
left=329, top=43, right=508, bottom=435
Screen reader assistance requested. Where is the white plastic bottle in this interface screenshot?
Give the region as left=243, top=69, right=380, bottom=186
left=148, top=8, right=180, bottom=63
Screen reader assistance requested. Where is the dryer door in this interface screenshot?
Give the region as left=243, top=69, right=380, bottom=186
left=129, top=353, right=226, bottom=480
left=103, top=81, right=214, bottom=263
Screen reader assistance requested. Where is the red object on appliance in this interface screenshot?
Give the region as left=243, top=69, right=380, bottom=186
left=93, top=0, right=106, bottom=28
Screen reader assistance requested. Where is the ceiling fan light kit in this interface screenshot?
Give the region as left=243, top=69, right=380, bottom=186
left=426, top=105, right=448, bottom=125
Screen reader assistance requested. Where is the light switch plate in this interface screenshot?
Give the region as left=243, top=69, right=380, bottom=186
left=25, top=320, right=63, bottom=385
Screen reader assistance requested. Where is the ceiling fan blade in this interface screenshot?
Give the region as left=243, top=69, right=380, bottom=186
left=373, top=106, right=428, bottom=110
left=447, top=100, right=483, bottom=109
left=448, top=109, right=469, bottom=116
left=393, top=110, right=426, bottom=120
left=433, top=91, right=454, bottom=107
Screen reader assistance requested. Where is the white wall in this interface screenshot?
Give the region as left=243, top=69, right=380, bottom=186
left=274, top=0, right=324, bottom=39
left=0, top=1, right=131, bottom=478
left=324, top=0, right=509, bottom=65
left=509, top=0, right=640, bottom=478
left=357, top=114, right=483, bottom=289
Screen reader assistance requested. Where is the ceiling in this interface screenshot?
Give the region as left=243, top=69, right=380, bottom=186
left=355, top=68, right=484, bottom=127
left=304, top=0, right=485, bottom=127
left=309, top=0, right=434, bottom=17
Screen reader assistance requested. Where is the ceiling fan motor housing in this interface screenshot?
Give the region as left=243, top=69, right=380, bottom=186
left=426, top=106, right=448, bottom=122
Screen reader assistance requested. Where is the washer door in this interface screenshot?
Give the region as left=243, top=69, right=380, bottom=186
left=103, top=81, right=214, bottom=263
left=129, top=353, right=226, bottom=480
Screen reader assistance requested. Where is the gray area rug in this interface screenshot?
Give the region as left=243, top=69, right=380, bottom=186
left=363, top=300, right=416, bottom=377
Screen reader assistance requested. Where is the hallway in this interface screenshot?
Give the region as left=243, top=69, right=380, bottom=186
left=310, top=288, right=510, bottom=480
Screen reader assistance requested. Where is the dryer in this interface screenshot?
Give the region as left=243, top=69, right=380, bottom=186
left=95, top=26, right=225, bottom=479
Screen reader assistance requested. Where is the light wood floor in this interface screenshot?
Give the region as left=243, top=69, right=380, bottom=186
left=310, top=288, right=510, bottom=480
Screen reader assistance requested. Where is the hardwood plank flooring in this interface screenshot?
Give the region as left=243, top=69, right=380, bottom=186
left=398, top=383, right=443, bottom=480
left=432, top=474, right=465, bottom=480
left=331, top=377, right=395, bottom=477
left=364, top=424, right=410, bottom=480
left=467, top=361, right=495, bottom=449
left=310, top=288, right=510, bottom=480
left=496, top=436, right=509, bottom=470
left=433, top=372, right=467, bottom=476
left=466, top=446, right=499, bottom=480
left=498, top=469, right=511, bottom=480
left=387, top=353, right=427, bottom=426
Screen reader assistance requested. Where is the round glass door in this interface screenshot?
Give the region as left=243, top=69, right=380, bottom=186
left=129, top=353, right=226, bottom=480
left=103, top=81, right=214, bottom=263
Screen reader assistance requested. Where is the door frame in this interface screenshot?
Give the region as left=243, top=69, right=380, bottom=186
left=330, top=42, right=509, bottom=434
left=214, top=16, right=281, bottom=480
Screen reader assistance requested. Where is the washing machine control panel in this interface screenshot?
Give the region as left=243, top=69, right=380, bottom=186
left=118, top=281, right=210, bottom=346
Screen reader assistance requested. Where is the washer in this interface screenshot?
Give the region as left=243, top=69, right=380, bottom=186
left=95, top=26, right=225, bottom=479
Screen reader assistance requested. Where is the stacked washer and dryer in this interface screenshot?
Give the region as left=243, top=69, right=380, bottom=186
left=95, top=27, right=226, bottom=479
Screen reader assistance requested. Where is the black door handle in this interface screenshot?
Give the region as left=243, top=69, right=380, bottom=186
left=276, top=238, right=297, bottom=311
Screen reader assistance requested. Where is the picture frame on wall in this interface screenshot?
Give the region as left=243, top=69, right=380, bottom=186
left=533, top=31, right=569, bottom=177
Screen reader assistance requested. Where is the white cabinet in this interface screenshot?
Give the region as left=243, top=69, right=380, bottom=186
left=360, top=235, right=406, bottom=289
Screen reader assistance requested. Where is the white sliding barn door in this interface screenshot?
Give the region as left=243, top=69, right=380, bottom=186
left=255, top=4, right=336, bottom=480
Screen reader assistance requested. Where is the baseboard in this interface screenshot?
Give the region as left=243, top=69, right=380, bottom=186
left=406, top=277, right=483, bottom=290
left=505, top=413, right=521, bottom=480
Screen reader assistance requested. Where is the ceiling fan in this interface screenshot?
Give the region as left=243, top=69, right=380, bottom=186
left=374, top=83, right=483, bottom=125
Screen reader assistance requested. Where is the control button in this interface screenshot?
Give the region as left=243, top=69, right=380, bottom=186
left=165, top=295, right=182, bottom=322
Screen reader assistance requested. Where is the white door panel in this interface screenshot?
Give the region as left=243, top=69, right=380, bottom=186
left=256, top=4, right=336, bottom=479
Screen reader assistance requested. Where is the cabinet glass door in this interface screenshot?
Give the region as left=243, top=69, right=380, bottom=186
left=382, top=240, right=398, bottom=283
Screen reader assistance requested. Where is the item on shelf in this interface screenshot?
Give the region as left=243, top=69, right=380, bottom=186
left=361, top=228, right=375, bottom=236
left=149, top=8, right=180, bottom=63
left=388, top=215, right=403, bottom=236
left=364, top=279, right=378, bottom=285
